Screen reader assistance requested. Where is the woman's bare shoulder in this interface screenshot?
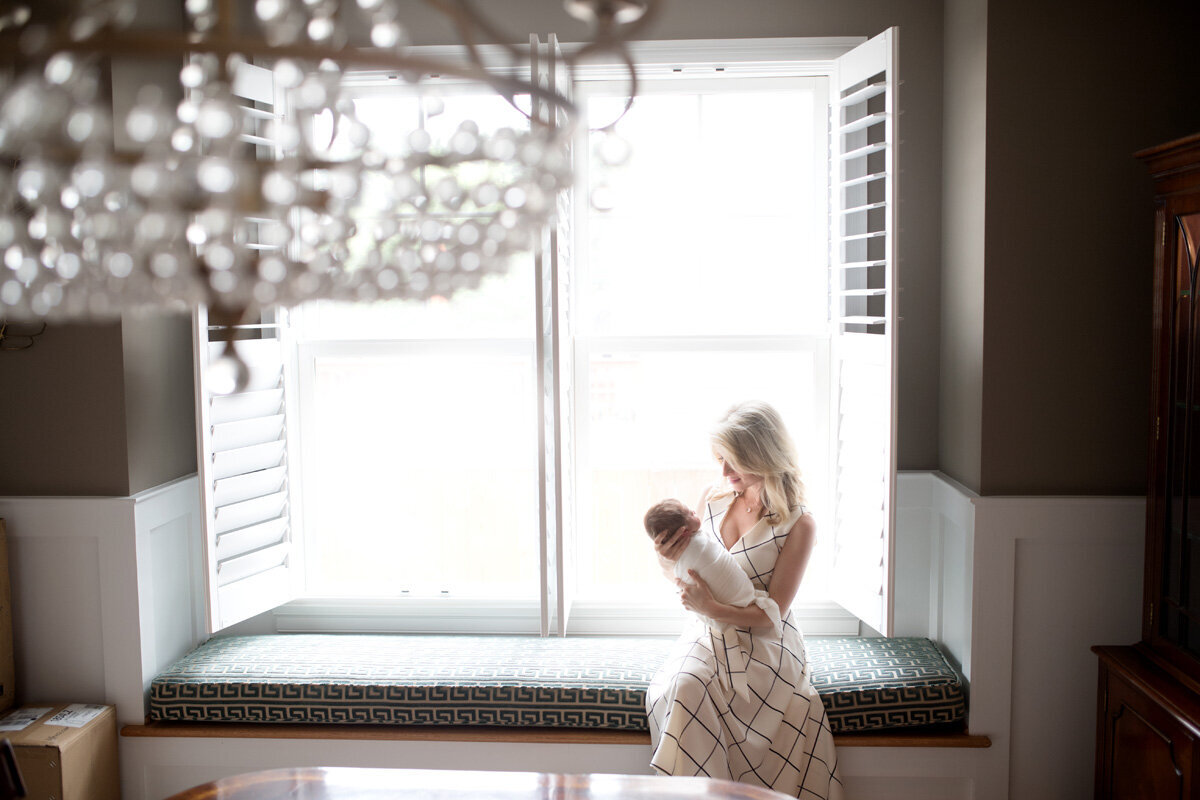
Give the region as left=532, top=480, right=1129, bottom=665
left=785, top=508, right=817, bottom=541
left=790, top=509, right=816, bottom=532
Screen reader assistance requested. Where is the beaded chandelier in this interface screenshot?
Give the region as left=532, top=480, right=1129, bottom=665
left=0, top=0, right=654, bottom=325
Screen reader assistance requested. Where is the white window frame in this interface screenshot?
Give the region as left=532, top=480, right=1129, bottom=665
left=562, top=46, right=865, bottom=634
left=195, top=35, right=899, bottom=639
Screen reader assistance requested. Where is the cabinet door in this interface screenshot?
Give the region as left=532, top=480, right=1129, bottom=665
left=1151, top=202, right=1200, bottom=661
left=1098, top=661, right=1198, bottom=799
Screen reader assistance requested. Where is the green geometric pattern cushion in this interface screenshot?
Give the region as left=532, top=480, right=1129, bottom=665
left=806, top=636, right=966, bottom=732
left=149, top=634, right=965, bottom=733
left=150, top=634, right=669, bottom=730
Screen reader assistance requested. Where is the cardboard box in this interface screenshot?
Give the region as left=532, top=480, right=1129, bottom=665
left=2, top=704, right=119, bottom=800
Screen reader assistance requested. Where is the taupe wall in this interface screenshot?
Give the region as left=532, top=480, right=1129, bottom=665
left=969, top=0, right=1200, bottom=494
left=0, top=314, right=197, bottom=497
left=0, top=322, right=132, bottom=495
left=121, top=314, right=199, bottom=495
left=939, top=0, right=987, bottom=492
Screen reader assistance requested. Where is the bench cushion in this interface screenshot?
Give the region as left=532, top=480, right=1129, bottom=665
left=149, top=634, right=964, bottom=733
left=806, top=636, right=966, bottom=733
left=149, top=634, right=665, bottom=730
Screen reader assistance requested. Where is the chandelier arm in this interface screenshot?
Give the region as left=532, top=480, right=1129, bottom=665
left=568, top=40, right=639, bottom=131
left=600, top=0, right=663, bottom=41
left=560, top=1, right=661, bottom=131
left=417, top=0, right=548, bottom=128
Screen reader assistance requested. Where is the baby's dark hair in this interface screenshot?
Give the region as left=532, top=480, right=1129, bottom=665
left=644, top=499, right=689, bottom=539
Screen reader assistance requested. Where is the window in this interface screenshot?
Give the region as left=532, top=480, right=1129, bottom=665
left=194, top=33, right=898, bottom=637
left=292, top=86, right=542, bottom=605
left=570, top=76, right=830, bottom=612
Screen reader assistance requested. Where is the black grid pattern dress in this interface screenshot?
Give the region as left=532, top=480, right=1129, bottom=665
left=646, top=495, right=843, bottom=799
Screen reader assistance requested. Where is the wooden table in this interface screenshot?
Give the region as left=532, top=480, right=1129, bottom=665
left=165, top=767, right=795, bottom=800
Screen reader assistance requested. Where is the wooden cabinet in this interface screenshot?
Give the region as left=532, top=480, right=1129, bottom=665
left=1096, top=645, right=1200, bottom=799
left=1142, top=133, right=1200, bottom=670
left=1095, top=133, right=1200, bottom=799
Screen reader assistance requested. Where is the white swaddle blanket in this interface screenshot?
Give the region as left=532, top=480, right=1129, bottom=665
left=674, top=533, right=757, bottom=610
left=674, top=532, right=783, bottom=700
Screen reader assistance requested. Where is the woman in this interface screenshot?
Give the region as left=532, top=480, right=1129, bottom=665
left=647, top=401, right=843, bottom=799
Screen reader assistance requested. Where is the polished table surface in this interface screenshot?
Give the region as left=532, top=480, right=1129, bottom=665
left=165, top=767, right=795, bottom=800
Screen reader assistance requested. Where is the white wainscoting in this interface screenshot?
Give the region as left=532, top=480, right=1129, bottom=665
left=122, top=737, right=656, bottom=800
left=967, top=489, right=1144, bottom=800
left=876, top=472, right=1143, bottom=800
left=0, top=473, right=1146, bottom=800
left=0, top=476, right=204, bottom=724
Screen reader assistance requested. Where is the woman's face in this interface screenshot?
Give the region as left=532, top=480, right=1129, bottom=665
left=718, top=455, right=762, bottom=492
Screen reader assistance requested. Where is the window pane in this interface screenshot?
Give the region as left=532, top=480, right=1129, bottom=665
left=301, top=350, right=539, bottom=599
left=582, top=83, right=827, bottom=337
left=292, top=82, right=541, bottom=616
left=576, top=348, right=830, bottom=604
left=294, top=256, right=533, bottom=339
left=574, top=77, right=833, bottom=612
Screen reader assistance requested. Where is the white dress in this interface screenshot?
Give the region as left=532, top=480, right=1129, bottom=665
left=646, top=495, right=843, bottom=799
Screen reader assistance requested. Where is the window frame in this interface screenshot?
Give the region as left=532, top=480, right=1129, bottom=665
left=198, top=36, right=894, bottom=639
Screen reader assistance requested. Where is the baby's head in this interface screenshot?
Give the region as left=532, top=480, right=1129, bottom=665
left=643, top=499, right=701, bottom=541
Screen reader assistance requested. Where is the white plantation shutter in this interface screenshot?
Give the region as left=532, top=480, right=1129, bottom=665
left=828, top=29, right=898, bottom=635
left=193, top=62, right=296, bottom=633
left=534, top=34, right=576, bottom=636
left=194, top=311, right=297, bottom=632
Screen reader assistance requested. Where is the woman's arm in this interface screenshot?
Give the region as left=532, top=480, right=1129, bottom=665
left=678, top=512, right=816, bottom=627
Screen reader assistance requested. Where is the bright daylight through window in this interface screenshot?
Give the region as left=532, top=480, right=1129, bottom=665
left=283, top=71, right=834, bottom=632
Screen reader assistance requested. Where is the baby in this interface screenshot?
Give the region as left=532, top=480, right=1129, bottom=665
left=645, top=498, right=783, bottom=699
left=643, top=498, right=757, bottom=615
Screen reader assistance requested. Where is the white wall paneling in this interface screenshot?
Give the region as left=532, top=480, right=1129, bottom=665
left=133, top=476, right=206, bottom=712
left=970, top=492, right=1143, bottom=800
left=122, top=736, right=656, bottom=800
left=891, top=472, right=1143, bottom=800
left=894, top=471, right=975, bottom=676
left=0, top=475, right=202, bottom=726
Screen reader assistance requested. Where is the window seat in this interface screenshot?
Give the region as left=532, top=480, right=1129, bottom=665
left=146, top=634, right=971, bottom=738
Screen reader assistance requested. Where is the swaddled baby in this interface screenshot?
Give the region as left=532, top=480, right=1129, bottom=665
left=645, top=497, right=784, bottom=699
left=643, top=498, right=757, bottom=617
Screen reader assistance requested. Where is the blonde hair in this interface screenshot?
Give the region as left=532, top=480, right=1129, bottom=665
left=710, top=400, right=806, bottom=522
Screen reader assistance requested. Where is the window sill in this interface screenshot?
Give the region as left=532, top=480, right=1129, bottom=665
left=267, top=598, right=860, bottom=637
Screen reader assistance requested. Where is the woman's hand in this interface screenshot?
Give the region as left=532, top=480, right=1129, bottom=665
left=654, top=525, right=694, bottom=564
left=678, top=570, right=718, bottom=617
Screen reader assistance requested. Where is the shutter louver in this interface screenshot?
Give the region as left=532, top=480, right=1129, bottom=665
left=828, top=29, right=899, bottom=635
